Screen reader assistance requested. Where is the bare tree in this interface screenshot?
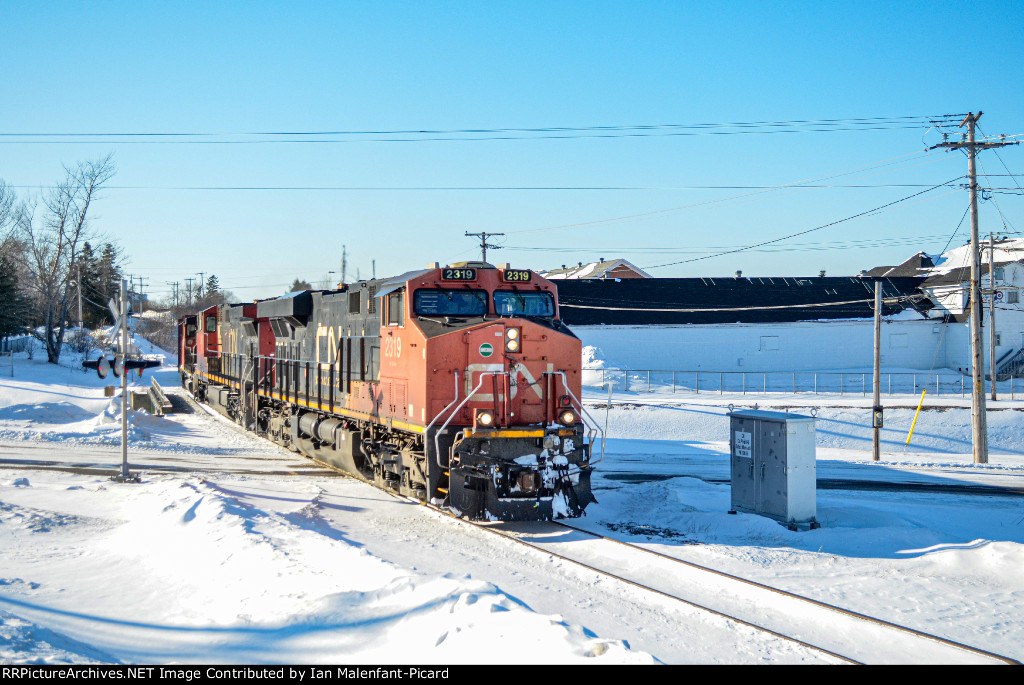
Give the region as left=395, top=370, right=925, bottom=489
left=0, top=180, right=15, bottom=233
left=17, top=155, right=116, bottom=363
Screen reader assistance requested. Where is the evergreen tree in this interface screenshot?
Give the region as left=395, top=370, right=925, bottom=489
left=0, top=252, right=30, bottom=339
left=205, top=274, right=220, bottom=296
left=73, top=242, right=123, bottom=327
left=289, top=278, right=312, bottom=292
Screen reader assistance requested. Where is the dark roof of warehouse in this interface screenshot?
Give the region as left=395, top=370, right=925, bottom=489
left=553, top=275, right=931, bottom=326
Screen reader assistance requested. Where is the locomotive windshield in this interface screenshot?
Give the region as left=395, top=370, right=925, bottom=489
left=493, top=290, right=555, bottom=317
left=414, top=288, right=488, bottom=316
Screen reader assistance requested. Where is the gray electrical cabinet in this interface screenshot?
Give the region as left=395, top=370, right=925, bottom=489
left=729, top=409, right=818, bottom=529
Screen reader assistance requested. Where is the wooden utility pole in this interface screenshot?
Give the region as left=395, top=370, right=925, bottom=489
left=873, top=280, right=882, bottom=461
left=929, top=111, right=1018, bottom=464
left=76, top=264, right=84, bottom=333
left=465, top=231, right=504, bottom=263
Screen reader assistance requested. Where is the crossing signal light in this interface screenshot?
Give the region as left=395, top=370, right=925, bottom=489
left=83, top=356, right=160, bottom=379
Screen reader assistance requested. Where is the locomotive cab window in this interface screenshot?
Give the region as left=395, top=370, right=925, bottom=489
left=387, top=289, right=405, bottom=326
left=493, top=290, right=555, bottom=317
left=413, top=289, right=487, bottom=317
left=205, top=315, right=217, bottom=332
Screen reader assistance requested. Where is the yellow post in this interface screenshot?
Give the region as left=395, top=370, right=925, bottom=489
left=905, top=389, right=927, bottom=446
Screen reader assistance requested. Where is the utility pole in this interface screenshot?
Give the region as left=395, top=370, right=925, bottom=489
left=76, top=264, right=84, bottom=333
left=197, top=272, right=206, bottom=300
left=465, top=231, right=504, bottom=263
left=989, top=234, right=998, bottom=401
left=136, top=277, right=149, bottom=315
left=929, top=111, right=1018, bottom=464
left=872, top=280, right=882, bottom=462
left=184, top=277, right=195, bottom=307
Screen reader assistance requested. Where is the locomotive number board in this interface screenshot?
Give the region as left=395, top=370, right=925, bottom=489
left=442, top=268, right=477, bottom=281
left=502, top=269, right=532, bottom=283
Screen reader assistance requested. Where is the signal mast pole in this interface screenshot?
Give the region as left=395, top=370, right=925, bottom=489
left=113, top=278, right=138, bottom=482
left=929, top=111, right=1018, bottom=464
left=872, top=280, right=882, bottom=462
left=989, top=234, right=997, bottom=402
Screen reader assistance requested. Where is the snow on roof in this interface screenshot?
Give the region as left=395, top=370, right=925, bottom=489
left=927, top=237, right=1024, bottom=274
left=869, top=238, right=1024, bottom=288
left=541, top=258, right=651, bottom=280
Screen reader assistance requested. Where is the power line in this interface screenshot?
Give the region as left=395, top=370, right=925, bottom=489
left=0, top=116, right=965, bottom=145
left=6, top=182, right=968, bottom=192
left=506, top=151, right=949, bottom=236
left=502, top=233, right=955, bottom=254
left=0, top=114, right=962, bottom=137
left=643, top=178, right=962, bottom=270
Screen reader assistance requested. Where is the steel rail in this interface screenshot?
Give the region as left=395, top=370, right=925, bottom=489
left=553, top=520, right=1019, bottom=665
left=421, top=509, right=858, bottom=664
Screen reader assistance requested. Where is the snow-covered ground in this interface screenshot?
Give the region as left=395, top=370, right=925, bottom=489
left=2, top=336, right=1023, bottom=664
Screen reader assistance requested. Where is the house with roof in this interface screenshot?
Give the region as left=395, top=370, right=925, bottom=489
left=914, top=238, right=1024, bottom=376
left=541, top=258, right=651, bottom=280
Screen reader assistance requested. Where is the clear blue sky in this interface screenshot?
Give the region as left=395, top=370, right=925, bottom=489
left=2, top=1, right=1022, bottom=302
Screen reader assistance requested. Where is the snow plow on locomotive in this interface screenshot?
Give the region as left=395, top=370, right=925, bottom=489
left=177, top=262, right=598, bottom=521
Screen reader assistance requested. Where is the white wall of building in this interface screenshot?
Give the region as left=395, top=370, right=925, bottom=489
left=575, top=320, right=959, bottom=372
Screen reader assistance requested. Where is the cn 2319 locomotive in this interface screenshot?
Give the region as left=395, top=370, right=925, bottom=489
left=178, top=262, right=598, bottom=520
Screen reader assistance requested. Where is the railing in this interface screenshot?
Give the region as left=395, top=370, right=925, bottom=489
left=996, top=349, right=1024, bottom=380
left=210, top=353, right=343, bottom=412
left=586, top=367, right=1020, bottom=399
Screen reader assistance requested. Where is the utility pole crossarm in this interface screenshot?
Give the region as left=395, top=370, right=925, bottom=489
left=464, top=231, right=505, bottom=263
left=929, top=141, right=1020, bottom=151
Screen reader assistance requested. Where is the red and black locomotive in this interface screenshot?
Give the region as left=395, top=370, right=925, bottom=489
left=178, top=261, right=597, bottom=521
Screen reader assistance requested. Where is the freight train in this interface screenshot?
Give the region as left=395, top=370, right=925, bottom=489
left=177, top=262, right=598, bottom=521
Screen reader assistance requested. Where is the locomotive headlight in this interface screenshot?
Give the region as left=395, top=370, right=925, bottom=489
left=558, top=409, right=578, bottom=426
left=505, top=327, right=521, bottom=353
left=475, top=409, right=496, bottom=428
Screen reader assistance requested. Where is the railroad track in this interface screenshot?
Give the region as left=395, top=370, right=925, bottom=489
left=442, top=515, right=1018, bottom=665
left=13, top=388, right=1011, bottom=663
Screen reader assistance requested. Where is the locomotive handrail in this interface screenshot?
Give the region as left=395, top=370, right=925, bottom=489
left=552, top=371, right=605, bottom=465
left=432, top=371, right=503, bottom=469
left=424, top=372, right=460, bottom=467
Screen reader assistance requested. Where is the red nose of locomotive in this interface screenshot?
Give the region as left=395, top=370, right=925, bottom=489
left=413, top=262, right=594, bottom=521
left=461, top=319, right=579, bottom=430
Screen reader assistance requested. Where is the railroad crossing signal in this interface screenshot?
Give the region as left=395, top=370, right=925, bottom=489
left=84, top=290, right=157, bottom=379
left=82, top=356, right=159, bottom=379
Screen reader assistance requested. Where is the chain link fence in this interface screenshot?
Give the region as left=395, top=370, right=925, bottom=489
left=586, top=368, right=1021, bottom=399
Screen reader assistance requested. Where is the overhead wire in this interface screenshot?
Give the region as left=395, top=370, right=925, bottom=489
left=0, top=114, right=966, bottom=145
left=507, top=150, right=946, bottom=236
left=642, top=178, right=963, bottom=270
